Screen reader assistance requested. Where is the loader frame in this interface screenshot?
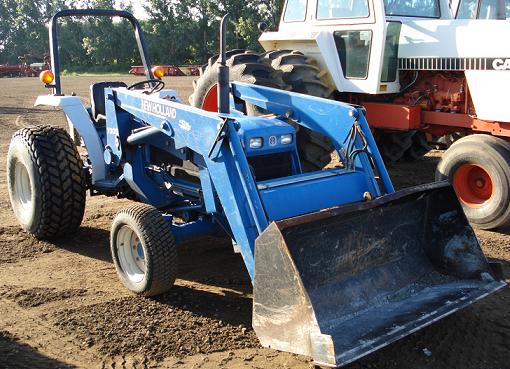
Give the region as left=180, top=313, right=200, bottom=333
left=37, top=81, right=393, bottom=279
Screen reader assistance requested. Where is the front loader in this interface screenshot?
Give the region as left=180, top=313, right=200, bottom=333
left=6, top=9, right=506, bottom=367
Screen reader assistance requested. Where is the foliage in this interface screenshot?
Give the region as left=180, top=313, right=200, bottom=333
left=0, top=0, right=285, bottom=68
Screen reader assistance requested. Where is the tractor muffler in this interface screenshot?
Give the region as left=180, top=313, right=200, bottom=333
left=253, top=181, right=505, bottom=367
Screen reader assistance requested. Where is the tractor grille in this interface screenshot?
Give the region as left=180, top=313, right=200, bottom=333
left=249, top=152, right=293, bottom=182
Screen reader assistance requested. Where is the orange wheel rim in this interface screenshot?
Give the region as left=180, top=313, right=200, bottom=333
left=453, top=163, right=493, bottom=207
left=202, top=83, right=218, bottom=112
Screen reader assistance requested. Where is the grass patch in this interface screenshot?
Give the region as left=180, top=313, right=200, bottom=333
left=61, top=64, right=131, bottom=76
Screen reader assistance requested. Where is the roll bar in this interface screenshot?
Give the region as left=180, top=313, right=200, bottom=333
left=48, top=9, right=154, bottom=95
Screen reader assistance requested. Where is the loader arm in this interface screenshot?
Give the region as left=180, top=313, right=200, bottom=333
left=106, top=86, right=385, bottom=278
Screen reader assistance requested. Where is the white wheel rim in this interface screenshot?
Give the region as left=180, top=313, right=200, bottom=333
left=116, top=225, right=146, bottom=284
left=14, top=161, right=32, bottom=210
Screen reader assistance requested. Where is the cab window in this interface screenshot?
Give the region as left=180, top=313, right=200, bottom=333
left=317, top=0, right=369, bottom=19
left=457, top=0, right=478, bottom=18
left=334, top=30, right=372, bottom=79
left=479, top=0, right=510, bottom=18
left=384, top=0, right=440, bottom=18
left=284, top=0, right=308, bottom=22
left=457, top=0, right=510, bottom=19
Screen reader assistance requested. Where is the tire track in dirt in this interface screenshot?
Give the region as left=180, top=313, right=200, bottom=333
left=53, top=289, right=258, bottom=360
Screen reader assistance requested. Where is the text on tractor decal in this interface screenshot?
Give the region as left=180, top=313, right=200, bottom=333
left=492, top=58, right=510, bottom=70
left=141, top=99, right=177, bottom=118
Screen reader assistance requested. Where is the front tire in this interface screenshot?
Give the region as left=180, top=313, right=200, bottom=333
left=110, top=204, right=177, bottom=296
left=7, top=125, right=86, bottom=239
left=436, top=134, right=510, bottom=229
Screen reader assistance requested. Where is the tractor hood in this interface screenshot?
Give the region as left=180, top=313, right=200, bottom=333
left=398, top=19, right=510, bottom=122
left=398, top=19, right=510, bottom=60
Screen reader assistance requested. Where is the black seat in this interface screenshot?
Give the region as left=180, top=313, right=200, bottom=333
left=90, top=81, right=127, bottom=120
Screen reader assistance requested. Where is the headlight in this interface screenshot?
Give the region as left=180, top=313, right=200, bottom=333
left=249, top=137, right=263, bottom=148
left=281, top=134, right=293, bottom=144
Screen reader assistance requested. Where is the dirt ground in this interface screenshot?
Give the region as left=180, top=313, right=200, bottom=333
left=0, top=76, right=508, bottom=369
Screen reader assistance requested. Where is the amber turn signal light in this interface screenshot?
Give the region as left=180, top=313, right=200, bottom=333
left=152, top=66, right=165, bottom=79
left=39, top=70, right=54, bottom=84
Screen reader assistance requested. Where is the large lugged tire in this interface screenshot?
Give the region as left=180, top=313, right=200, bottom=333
left=190, top=49, right=337, bottom=170
left=110, top=204, right=177, bottom=296
left=262, top=49, right=331, bottom=98
left=436, top=134, right=510, bottom=229
left=404, top=131, right=431, bottom=160
left=7, top=125, right=86, bottom=239
left=374, top=130, right=414, bottom=162
left=189, top=49, right=285, bottom=114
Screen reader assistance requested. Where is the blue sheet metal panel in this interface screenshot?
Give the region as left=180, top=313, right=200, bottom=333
left=105, top=89, right=131, bottom=163
left=235, top=116, right=297, bottom=157
left=259, top=171, right=371, bottom=221
left=231, top=82, right=357, bottom=145
left=113, top=89, right=268, bottom=279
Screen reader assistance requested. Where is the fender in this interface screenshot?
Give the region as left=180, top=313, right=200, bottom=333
left=34, top=95, right=106, bottom=183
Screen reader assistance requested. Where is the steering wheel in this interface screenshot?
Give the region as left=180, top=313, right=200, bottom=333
left=127, top=79, right=165, bottom=94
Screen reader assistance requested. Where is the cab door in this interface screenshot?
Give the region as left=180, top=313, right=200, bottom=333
left=311, top=0, right=392, bottom=94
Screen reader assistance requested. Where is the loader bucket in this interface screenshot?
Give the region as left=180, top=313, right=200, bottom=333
left=253, top=181, right=505, bottom=367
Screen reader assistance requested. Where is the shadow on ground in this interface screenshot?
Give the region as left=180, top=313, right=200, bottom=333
left=0, top=331, right=75, bottom=369
left=53, top=226, right=252, bottom=294
left=53, top=227, right=112, bottom=263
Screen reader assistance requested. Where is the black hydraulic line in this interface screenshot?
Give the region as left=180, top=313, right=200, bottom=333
left=48, top=9, right=153, bottom=95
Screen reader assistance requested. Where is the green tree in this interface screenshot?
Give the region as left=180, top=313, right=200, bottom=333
left=0, top=0, right=286, bottom=68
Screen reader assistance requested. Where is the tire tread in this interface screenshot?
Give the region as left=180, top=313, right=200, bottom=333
left=10, top=125, right=86, bottom=238
left=112, top=204, right=177, bottom=296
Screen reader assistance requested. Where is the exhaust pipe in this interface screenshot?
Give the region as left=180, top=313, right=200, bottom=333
left=218, top=14, right=230, bottom=114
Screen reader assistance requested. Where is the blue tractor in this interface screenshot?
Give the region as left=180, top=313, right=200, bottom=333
left=6, top=9, right=506, bottom=367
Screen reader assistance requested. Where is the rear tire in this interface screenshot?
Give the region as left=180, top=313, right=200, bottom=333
left=375, top=130, right=414, bottom=162
left=110, top=204, right=177, bottom=296
left=262, top=49, right=331, bottom=98
left=404, top=132, right=431, bottom=160
left=7, top=125, right=86, bottom=239
left=190, top=49, right=339, bottom=170
left=436, top=134, right=510, bottom=229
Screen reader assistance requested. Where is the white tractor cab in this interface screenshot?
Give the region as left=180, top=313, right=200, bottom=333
left=260, top=0, right=510, bottom=104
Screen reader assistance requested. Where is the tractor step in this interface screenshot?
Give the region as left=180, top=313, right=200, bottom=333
left=253, top=181, right=505, bottom=367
